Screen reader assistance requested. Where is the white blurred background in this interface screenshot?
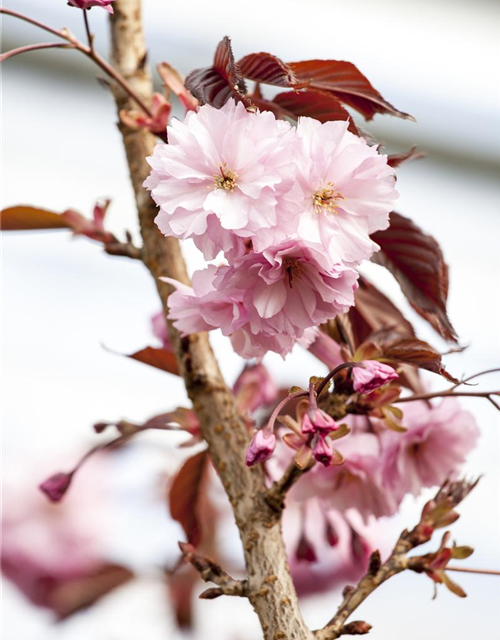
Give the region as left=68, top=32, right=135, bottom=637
left=2, top=0, right=500, bottom=638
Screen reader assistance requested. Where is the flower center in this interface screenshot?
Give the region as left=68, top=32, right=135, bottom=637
left=213, top=162, right=238, bottom=192
left=313, top=182, right=344, bottom=214
left=283, top=257, right=302, bottom=288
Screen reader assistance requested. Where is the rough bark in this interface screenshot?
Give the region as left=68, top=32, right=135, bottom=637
left=108, top=2, right=312, bottom=638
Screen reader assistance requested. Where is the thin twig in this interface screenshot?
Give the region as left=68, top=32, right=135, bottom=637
left=1, top=6, right=153, bottom=117
left=447, top=566, right=500, bottom=576
left=395, top=389, right=500, bottom=407
left=0, top=42, right=75, bottom=62
left=451, top=367, right=500, bottom=390
left=0, top=7, right=67, bottom=39
left=82, top=9, right=94, bottom=51
left=266, top=459, right=311, bottom=511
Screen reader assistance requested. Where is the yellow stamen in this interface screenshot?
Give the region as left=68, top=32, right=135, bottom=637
left=213, top=162, right=238, bottom=191
left=313, top=182, right=344, bottom=214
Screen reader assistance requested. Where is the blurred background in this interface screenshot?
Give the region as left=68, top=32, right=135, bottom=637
left=2, top=0, right=500, bottom=638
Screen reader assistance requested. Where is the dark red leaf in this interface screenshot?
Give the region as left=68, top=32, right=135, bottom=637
left=1, top=206, right=71, bottom=231
left=289, top=60, right=413, bottom=121
left=350, top=276, right=415, bottom=346
left=52, top=564, right=134, bottom=619
left=272, top=89, right=359, bottom=134
left=371, top=212, right=457, bottom=342
left=185, top=37, right=249, bottom=108
left=238, top=52, right=300, bottom=88
left=387, top=146, right=425, bottom=168
left=169, top=451, right=208, bottom=545
left=370, top=330, right=458, bottom=382
left=128, top=346, right=179, bottom=375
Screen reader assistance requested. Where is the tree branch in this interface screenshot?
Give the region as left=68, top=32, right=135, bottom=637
left=107, top=2, right=312, bottom=637
left=315, top=478, right=478, bottom=640
left=179, top=542, right=248, bottom=599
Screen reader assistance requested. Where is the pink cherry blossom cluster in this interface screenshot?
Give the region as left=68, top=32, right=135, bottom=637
left=292, top=397, right=479, bottom=522
left=146, top=100, right=398, bottom=358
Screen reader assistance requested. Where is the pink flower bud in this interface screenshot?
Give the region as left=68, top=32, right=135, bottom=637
left=312, top=436, right=334, bottom=466
left=234, top=364, right=279, bottom=414
left=39, top=472, right=74, bottom=502
left=67, top=0, right=115, bottom=13
left=352, top=360, right=398, bottom=394
left=301, top=408, right=339, bottom=436
left=245, top=430, right=276, bottom=466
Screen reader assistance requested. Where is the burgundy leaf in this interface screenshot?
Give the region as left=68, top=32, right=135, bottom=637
left=272, top=89, right=359, bottom=134
left=185, top=37, right=249, bottom=108
left=127, top=346, right=180, bottom=375
left=371, top=212, right=457, bottom=342
left=238, top=52, right=300, bottom=88
left=52, top=564, right=134, bottom=619
left=1, top=206, right=71, bottom=231
left=371, top=330, right=458, bottom=382
left=169, top=451, right=208, bottom=545
left=387, top=146, right=425, bottom=168
left=289, top=60, right=413, bottom=121
left=350, top=276, right=415, bottom=346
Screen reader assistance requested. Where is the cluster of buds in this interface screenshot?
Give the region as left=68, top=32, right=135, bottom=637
left=245, top=360, right=398, bottom=469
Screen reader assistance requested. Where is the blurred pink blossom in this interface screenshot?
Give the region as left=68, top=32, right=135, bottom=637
left=381, top=398, right=480, bottom=501
left=233, top=363, right=279, bottom=414
left=293, top=432, right=399, bottom=520
left=2, top=460, right=110, bottom=612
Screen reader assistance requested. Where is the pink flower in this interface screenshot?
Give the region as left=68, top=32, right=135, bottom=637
left=352, top=360, right=398, bottom=394
left=284, top=500, right=386, bottom=597
left=163, top=265, right=247, bottom=337
left=2, top=460, right=110, bottom=613
left=165, top=240, right=357, bottom=359
left=246, top=429, right=276, bottom=466
left=68, top=0, right=115, bottom=12
left=294, top=432, right=399, bottom=520
left=301, top=408, right=339, bottom=436
left=39, top=472, right=74, bottom=503
left=151, top=311, right=172, bottom=351
left=233, top=364, right=279, bottom=414
left=293, top=118, right=398, bottom=265
left=381, top=398, right=479, bottom=501
left=214, top=240, right=358, bottom=340
left=312, top=436, right=334, bottom=466
left=145, top=100, right=298, bottom=259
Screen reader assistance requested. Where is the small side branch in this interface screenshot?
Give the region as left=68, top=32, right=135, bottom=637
left=104, top=238, right=142, bottom=259
left=315, top=478, right=479, bottom=640
left=266, top=460, right=310, bottom=512
left=178, top=542, right=248, bottom=599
